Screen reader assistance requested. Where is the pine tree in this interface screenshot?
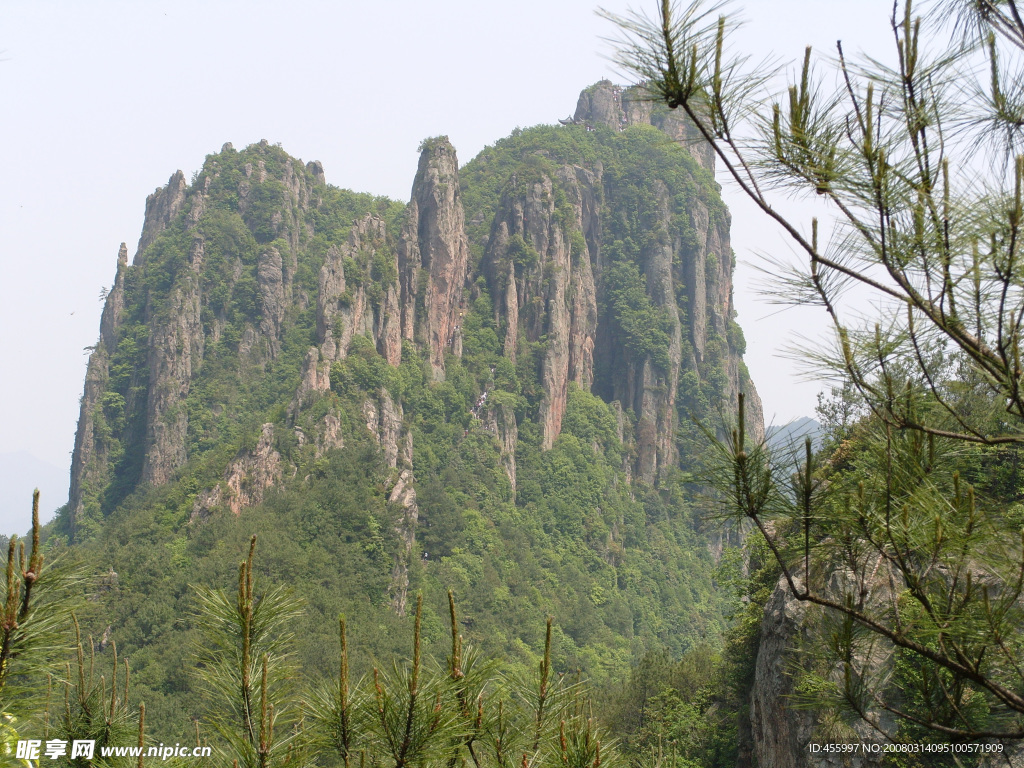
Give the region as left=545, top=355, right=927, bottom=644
left=606, top=0, right=1024, bottom=742
left=193, top=536, right=304, bottom=767
left=0, top=492, right=78, bottom=722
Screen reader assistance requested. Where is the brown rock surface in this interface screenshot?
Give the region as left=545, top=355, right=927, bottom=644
left=397, top=137, right=470, bottom=379
left=192, top=423, right=282, bottom=518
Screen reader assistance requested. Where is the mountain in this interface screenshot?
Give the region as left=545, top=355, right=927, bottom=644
left=765, top=416, right=822, bottom=457
left=53, top=81, right=764, bottom=739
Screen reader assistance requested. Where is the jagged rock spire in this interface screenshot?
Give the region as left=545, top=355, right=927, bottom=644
left=398, top=137, right=471, bottom=380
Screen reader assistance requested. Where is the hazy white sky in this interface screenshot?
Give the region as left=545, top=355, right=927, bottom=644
left=0, top=0, right=899, bottom=532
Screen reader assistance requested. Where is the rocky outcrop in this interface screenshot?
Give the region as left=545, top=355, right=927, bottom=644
left=397, top=138, right=470, bottom=379
left=99, top=243, right=128, bottom=352
left=604, top=180, right=684, bottom=482
left=363, top=390, right=405, bottom=470
left=68, top=345, right=110, bottom=535
left=135, top=171, right=188, bottom=263
left=751, top=579, right=816, bottom=768
left=387, top=468, right=419, bottom=616
left=361, top=389, right=419, bottom=616
left=316, top=411, right=345, bottom=456
left=573, top=81, right=715, bottom=171
left=751, top=575, right=890, bottom=768
left=483, top=399, right=518, bottom=493
left=682, top=198, right=765, bottom=444
left=306, top=159, right=326, bottom=186
left=289, top=347, right=331, bottom=422
left=257, top=246, right=285, bottom=358
left=68, top=92, right=764, bottom=587
left=192, top=423, right=282, bottom=518
left=275, top=155, right=315, bottom=257
left=479, top=85, right=761, bottom=478
left=69, top=242, right=131, bottom=534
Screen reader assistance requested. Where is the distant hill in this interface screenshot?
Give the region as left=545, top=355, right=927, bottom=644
left=765, top=416, right=823, bottom=459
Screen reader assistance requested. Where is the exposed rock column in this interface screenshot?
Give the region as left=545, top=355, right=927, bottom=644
left=318, top=214, right=401, bottom=364
left=258, top=247, right=285, bottom=358
left=397, top=137, right=470, bottom=380
left=751, top=577, right=889, bottom=768
left=573, top=80, right=716, bottom=171
left=135, top=171, right=187, bottom=263
left=484, top=400, right=518, bottom=494
left=69, top=242, right=129, bottom=536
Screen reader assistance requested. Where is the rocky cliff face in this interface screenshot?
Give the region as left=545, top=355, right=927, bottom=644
left=749, top=577, right=893, bottom=768
left=318, top=214, right=402, bottom=367
left=136, top=171, right=188, bottom=259
left=191, top=423, right=282, bottom=518
left=140, top=235, right=205, bottom=486
left=483, top=164, right=600, bottom=450
left=68, top=243, right=129, bottom=532
left=69, top=142, right=321, bottom=536
left=601, top=178, right=685, bottom=483
left=61, top=86, right=776, bottom=754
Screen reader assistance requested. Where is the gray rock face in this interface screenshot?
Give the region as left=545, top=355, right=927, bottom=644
left=141, top=236, right=205, bottom=486
left=306, top=159, right=326, bottom=185
left=136, top=171, right=188, bottom=263
left=99, top=243, right=128, bottom=353
left=751, top=575, right=893, bottom=768
left=70, top=146, right=327, bottom=534
left=387, top=468, right=418, bottom=616
left=317, top=214, right=402, bottom=366
left=68, top=344, right=110, bottom=534
left=484, top=400, right=518, bottom=493
left=192, top=423, right=282, bottom=518
left=363, top=390, right=405, bottom=470
left=70, top=242, right=132, bottom=532
left=478, top=85, right=761, bottom=480
left=289, top=347, right=331, bottom=420
left=69, top=85, right=763, bottom=580
left=574, top=80, right=715, bottom=170
left=607, top=180, right=683, bottom=482
left=258, top=246, right=285, bottom=358
left=361, top=389, right=418, bottom=615
left=751, top=579, right=815, bottom=768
